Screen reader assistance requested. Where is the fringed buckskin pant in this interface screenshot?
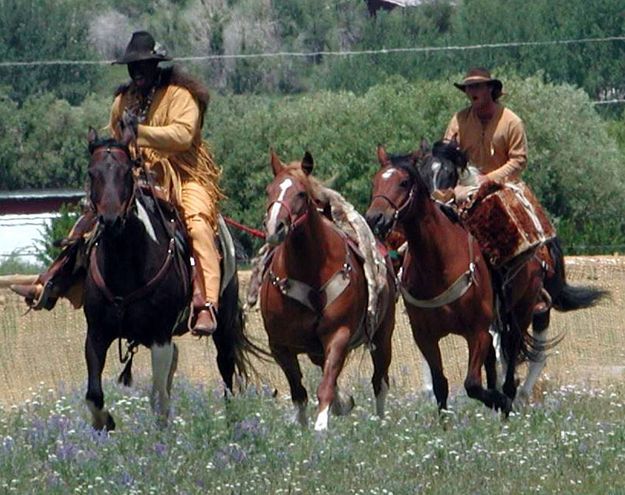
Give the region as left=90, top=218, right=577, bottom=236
left=180, top=181, right=221, bottom=306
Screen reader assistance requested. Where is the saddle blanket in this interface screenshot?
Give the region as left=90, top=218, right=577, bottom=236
left=460, top=181, right=556, bottom=267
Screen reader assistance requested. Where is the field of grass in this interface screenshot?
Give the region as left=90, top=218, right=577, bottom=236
left=1, top=257, right=624, bottom=493
left=1, top=377, right=625, bottom=494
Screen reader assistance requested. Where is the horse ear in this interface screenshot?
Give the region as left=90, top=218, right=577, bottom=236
left=377, top=144, right=390, bottom=168
left=410, top=149, right=423, bottom=166
left=301, top=151, right=314, bottom=175
left=420, top=137, right=430, bottom=154
left=87, top=127, right=98, bottom=153
left=270, top=148, right=283, bottom=176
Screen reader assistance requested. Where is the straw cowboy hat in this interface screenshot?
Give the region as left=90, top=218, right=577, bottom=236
left=454, top=68, right=503, bottom=99
left=113, top=31, right=172, bottom=65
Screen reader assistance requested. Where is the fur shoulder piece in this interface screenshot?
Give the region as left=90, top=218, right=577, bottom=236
left=114, top=65, right=210, bottom=116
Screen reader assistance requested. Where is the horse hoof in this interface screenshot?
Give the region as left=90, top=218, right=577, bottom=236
left=93, top=413, right=115, bottom=432
left=331, top=391, right=355, bottom=416
left=106, top=414, right=116, bottom=432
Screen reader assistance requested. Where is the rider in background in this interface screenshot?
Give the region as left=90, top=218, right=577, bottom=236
left=444, top=67, right=527, bottom=203
left=12, top=31, right=223, bottom=336
left=443, top=67, right=550, bottom=314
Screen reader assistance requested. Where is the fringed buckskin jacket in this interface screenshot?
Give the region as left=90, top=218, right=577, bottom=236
left=109, top=66, right=223, bottom=225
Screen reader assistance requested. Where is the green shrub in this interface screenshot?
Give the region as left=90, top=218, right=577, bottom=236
left=208, top=73, right=625, bottom=253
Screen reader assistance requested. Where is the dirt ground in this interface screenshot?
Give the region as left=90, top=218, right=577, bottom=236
left=1, top=256, right=623, bottom=407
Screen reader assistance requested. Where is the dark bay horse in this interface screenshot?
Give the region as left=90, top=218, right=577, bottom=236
left=366, top=146, right=514, bottom=413
left=418, top=139, right=607, bottom=402
left=260, top=150, right=396, bottom=431
left=84, top=127, right=250, bottom=430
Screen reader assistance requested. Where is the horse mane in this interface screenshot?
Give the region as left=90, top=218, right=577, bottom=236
left=115, top=65, right=210, bottom=123
left=431, top=140, right=468, bottom=171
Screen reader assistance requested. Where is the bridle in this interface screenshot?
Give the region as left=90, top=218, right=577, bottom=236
left=371, top=167, right=416, bottom=232
left=265, top=193, right=310, bottom=233
left=88, top=144, right=138, bottom=224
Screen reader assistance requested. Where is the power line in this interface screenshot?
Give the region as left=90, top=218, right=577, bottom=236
left=0, top=36, right=623, bottom=68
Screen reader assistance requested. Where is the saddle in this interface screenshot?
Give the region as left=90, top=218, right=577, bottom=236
left=458, top=180, right=556, bottom=268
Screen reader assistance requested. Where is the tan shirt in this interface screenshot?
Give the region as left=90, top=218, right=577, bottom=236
left=444, top=104, right=527, bottom=183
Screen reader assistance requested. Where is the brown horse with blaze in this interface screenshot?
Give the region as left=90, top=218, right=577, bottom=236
left=260, top=150, right=396, bottom=431
left=366, top=145, right=516, bottom=414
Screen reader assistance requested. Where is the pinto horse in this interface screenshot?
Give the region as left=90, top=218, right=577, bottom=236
left=84, top=127, right=250, bottom=430
left=366, top=146, right=516, bottom=413
left=260, top=150, right=396, bottom=431
left=418, top=139, right=607, bottom=402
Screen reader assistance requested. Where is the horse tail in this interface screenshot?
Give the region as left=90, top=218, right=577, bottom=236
left=553, top=283, right=609, bottom=312
left=547, top=237, right=609, bottom=312
left=216, top=274, right=271, bottom=390
left=520, top=327, right=565, bottom=363
left=118, top=353, right=135, bottom=387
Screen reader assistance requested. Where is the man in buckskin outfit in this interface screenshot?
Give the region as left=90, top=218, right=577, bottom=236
left=12, top=31, right=223, bottom=336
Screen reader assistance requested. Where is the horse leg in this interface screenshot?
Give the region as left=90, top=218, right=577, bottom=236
left=370, top=317, right=393, bottom=418
left=414, top=337, right=448, bottom=411
left=485, top=341, right=498, bottom=390
left=150, top=342, right=176, bottom=427
left=272, top=345, right=308, bottom=427
left=308, top=352, right=354, bottom=417
left=516, top=311, right=550, bottom=405
left=315, top=327, right=351, bottom=431
left=166, top=343, right=179, bottom=397
left=500, top=326, right=520, bottom=401
left=85, top=332, right=115, bottom=431
left=465, top=331, right=512, bottom=414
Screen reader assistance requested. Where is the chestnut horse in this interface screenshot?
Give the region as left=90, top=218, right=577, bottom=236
left=260, top=150, right=396, bottom=431
left=419, top=139, right=607, bottom=402
left=84, top=127, right=251, bottom=430
left=366, top=146, right=525, bottom=413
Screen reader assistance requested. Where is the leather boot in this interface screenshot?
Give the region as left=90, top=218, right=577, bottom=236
left=190, top=261, right=218, bottom=336
left=192, top=303, right=218, bottom=337
left=9, top=211, right=95, bottom=311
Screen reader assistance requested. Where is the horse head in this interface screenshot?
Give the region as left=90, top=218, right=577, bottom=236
left=365, top=145, right=425, bottom=239
left=264, top=149, right=315, bottom=246
left=87, top=125, right=137, bottom=234
left=418, top=138, right=468, bottom=193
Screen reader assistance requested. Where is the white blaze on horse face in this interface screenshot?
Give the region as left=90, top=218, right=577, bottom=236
left=266, top=178, right=294, bottom=234
left=381, top=168, right=398, bottom=181
left=430, top=159, right=442, bottom=191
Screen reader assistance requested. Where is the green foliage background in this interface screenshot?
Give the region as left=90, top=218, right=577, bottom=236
left=1, top=0, right=625, bottom=256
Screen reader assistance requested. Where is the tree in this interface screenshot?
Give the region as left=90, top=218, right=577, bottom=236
left=0, top=0, right=104, bottom=105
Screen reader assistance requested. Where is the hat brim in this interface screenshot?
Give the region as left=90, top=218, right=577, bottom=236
left=112, top=52, right=172, bottom=65
left=454, top=79, right=503, bottom=94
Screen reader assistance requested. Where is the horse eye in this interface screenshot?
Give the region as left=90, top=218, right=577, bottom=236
left=399, top=179, right=410, bottom=188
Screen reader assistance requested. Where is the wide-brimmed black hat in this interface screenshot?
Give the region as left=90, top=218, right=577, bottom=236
left=454, top=68, right=503, bottom=98
left=113, top=31, right=172, bottom=65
